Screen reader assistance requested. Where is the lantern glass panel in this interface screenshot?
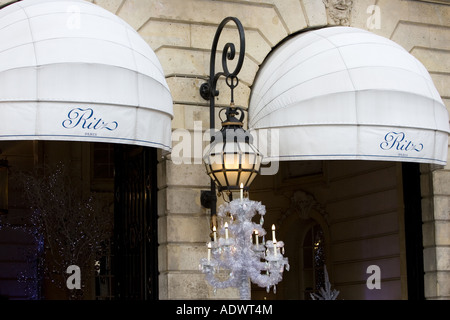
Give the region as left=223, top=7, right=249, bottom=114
left=224, top=141, right=237, bottom=153
left=245, top=171, right=258, bottom=187
left=239, top=171, right=251, bottom=187
left=240, top=153, right=256, bottom=171
left=203, top=119, right=264, bottom=193
left=214, top=171, right=227, bottom=188
left=224, top=153, right=239, bottom=171
left=209, top=153, right=224, bottom=167
left=225, top=170, right=239, bottom=187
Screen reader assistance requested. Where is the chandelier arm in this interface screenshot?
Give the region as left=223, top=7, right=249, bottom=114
left=200, top=199, right=288, bottom=299
left=203, top=266, right=239, bottom=289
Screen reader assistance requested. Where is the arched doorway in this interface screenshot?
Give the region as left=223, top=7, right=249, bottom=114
left=247, top=25, right=447, bottom=300
left=250, top=159, right=414, bottom=300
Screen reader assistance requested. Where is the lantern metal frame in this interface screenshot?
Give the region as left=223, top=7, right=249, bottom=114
left=203, top=106, right=262, bottom=198
left=200, top=17, right=262, bottom=205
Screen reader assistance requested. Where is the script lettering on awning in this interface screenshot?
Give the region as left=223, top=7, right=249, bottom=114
left=380, top=131, right=423, bottom=153
left=62, top=108, right=118, bottom=131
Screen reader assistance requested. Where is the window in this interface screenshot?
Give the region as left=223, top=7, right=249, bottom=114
left=302, top=223, right=325, bottom=299
left=90, top=142, right=115, bottom=191
left=95, top=239, right=115, bottom=300
left=92, top=143, right=114, bottom=180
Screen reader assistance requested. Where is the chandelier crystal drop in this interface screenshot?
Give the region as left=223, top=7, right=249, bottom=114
left=199, top=197, right=289, bottom=300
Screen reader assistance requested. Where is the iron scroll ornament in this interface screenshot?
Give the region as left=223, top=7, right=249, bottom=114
left=199, top=16, right=246, bottom=103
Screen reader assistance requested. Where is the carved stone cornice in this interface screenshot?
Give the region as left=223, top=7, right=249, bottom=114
left=323, top=0, right=354, bottom=26
left=278, top=190, right=329, bottom=227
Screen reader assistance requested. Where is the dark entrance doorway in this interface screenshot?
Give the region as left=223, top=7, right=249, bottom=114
left=113, top=145, right=158, bottom=300
left=402, top=162, right=425, bottom=300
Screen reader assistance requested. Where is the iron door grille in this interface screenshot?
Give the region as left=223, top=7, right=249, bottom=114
left=113, top=145, right=158, bottom=300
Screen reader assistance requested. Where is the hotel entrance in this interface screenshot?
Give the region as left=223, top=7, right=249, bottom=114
left=250, top=159, right=424, bottom=300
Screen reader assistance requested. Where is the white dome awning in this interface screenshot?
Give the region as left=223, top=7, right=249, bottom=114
left=249, top=27, right=449, bottom=165
left=0, top=0, right=173, bottom=151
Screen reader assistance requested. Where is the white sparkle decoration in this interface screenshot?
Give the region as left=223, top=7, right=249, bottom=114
left=199, top=199, right=289, bottom=300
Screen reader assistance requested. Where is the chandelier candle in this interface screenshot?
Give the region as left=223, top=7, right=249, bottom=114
left=225, top=222, right=229, bottom=239
left=207, top=242, right=212, bottom=262
left=200, top=198, right=289, bottom=300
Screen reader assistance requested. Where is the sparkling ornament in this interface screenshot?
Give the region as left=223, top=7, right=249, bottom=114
left=0, top=163, right=112, bottom=299
left=200, top=199, right=289, bottom=300
left=310, top=265, right=339, bottom=300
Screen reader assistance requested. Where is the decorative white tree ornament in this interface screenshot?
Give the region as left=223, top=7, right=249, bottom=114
left=200, top=198, right=289, bottom=300
left=310, top=265, right=340, bottom=300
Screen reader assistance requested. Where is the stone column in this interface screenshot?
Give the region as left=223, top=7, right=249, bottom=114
left=157, top=150, right=238, bottom=299
left=421, top=164, right=450, bottom=300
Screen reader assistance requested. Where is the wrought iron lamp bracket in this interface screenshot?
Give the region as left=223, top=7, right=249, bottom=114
left=199, top=17, right=246, bottom=102
left=200, top=17, right=246, bottom=211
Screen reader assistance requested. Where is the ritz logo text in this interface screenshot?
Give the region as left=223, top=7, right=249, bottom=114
left=380, top=131, right=424, bottom=156
left=62, top=107, right=119, bottom=136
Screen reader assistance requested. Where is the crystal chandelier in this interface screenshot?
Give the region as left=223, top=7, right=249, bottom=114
left=200, top=195, right=289, bottom=300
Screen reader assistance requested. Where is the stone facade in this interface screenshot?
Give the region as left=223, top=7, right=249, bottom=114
left=0, top=0, right=448, bottom=300
left=94, top=0, right=449, bottom=300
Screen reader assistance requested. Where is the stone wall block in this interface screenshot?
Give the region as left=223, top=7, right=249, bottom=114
left=436, top=247, right=450, bottom=271
left=139, top=20, right=190, bottom=51
left=167, top=77, right=250, bottom=108
left=437, top=271, right=450, bottom=298
left=166, top=161, right=210, bottom=188
left=301, top=0, right=327, bottom=26
left=433, top=196, right=450, bottom=221
left=166, top=215, right=210, bottom=243
left=190, top=24, right=272, bottom=65
left=422, top=221, right=435, bottom=247
left=166, top=187, right=204, bottom=215
left=93, top=0, right=123, bottom=14
left=166, top=244, right=207, bottom=271
left=423, top=247, right=437, bottom=273
left=433, top=170, right=450, bottom=195
left=435, top=221, right=450, bottom=246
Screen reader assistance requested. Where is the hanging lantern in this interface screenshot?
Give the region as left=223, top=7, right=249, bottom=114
left=199, top=17, right=263, bottom=207
left=203, top=106, right=262, bottom=197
